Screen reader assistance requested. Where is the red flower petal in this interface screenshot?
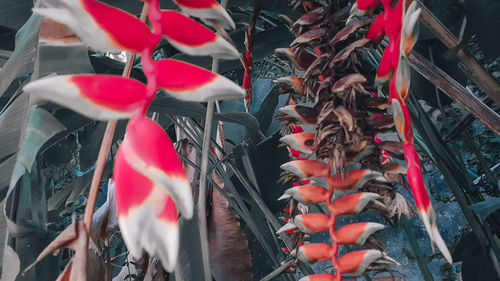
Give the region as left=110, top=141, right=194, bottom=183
left=23, top=75, right=147, bottom=120
left=160, top=10, right=239, bottom=59
left=156, top=59, right=245, bottom=102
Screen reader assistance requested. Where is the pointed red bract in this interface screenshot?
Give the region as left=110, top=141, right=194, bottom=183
left=155, top=59, right=245, bottom=101
left=279, top=105, right=318, bottom=124
left=283, top=213, right=330, bottom=234
left=337, top=250, right=394, bottom=276
left=160, top=10, right=239, bottom=59
left=366, top=13, right=386, bottom=42
left=119, top=116, right=193, bottom=219
left=173, top=0, right=235, bottom=29
left=23, top=74, right=147, bottom=120
left=280, top=132, right=315, bottom=154
left=281, top=160, right=329, bottom=179
left=114, top=148, right=179, bottom=272
left=292, top=243, right=333, bottom=263
left=330, top=192, right=382, bottom=216
left=326, top=170, right=384, bottom=192
left=280, top=185, right=329, bottom=204
left=33, top=0, right=152, bottom=52
left=334, top=222, right=385, bottom=245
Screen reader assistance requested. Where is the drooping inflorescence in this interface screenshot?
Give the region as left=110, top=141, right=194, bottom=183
left=23, top=0, right=242, bottom=272
left=276, top=0, right=451, bottom=280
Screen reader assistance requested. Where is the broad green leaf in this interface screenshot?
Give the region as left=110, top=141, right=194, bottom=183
left=0, top=7, right=41, bottom=97
left=8, top=106, right=65, bottom=196
left=468, top=197, right=500, bottom=219
left=150, top=96, right=261, bottom=136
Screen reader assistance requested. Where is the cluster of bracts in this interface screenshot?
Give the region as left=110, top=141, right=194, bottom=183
left=275, top=0, right=452, bottom=280
left=24, top=0, right=243, bottom=274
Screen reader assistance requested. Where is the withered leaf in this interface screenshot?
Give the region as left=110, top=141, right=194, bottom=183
left=332, top=38, right=370, bottom=62
left=331, top=73, right=367, bottom=93
left=379, top=141, right=404, bottom=156
left=208, top=183, right=252, bottom=281
left=294, top=6, right=327, bottom=26
left=24, top=215, right=88, bottom=281
left=330, top=19, right=373, bottom=45
left=291, top=27, right=329, bottom=48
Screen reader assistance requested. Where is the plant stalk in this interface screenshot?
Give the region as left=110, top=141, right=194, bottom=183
left=408, top=51, right=500, bottom=135
left=416, top=0, right=500, bottom=105
left=197, top=0, right=229, bottom=276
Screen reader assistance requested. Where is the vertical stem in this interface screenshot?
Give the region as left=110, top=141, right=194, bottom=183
left=401, top=216, right=434, bottom=281
left=198, top=99, right=215, bottom=281
left=197, top=0, right=227, bottom=274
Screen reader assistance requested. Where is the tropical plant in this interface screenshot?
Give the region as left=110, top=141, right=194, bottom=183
left=0, top=0, right=499, bottom=281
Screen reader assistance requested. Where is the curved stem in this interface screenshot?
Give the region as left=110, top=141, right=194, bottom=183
left=197, top=0, right=230, bottom=279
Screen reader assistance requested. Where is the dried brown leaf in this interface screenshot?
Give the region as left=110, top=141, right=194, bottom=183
left=294, top=6, right=327, bottom=26
left=331, top=73, right=367, bottom=93
left=291, top=27, right=329, bottom=48
left=330, top=19, right=373, bottom=45
left=332, top=38, right=369, bottom=62
left=208, top=183, right=252, bottom=281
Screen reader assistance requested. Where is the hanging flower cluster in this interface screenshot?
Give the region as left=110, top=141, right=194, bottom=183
left=275, top=0, right=451, bottom=280
left=351, top=0, right=452, bottom=263
left=23, top=0, right=242, bottom=272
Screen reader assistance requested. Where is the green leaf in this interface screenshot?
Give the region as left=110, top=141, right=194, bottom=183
left=468, top=197, right=500, bottom=219
left=0, top=9, right=41, bottom=97
left=8, top=106, right=65, bottom=196
left=150, top=96, right=261, bottom=136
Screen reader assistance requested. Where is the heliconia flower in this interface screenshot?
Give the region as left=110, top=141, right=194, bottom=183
left=280, top=132, right=315, bottom=154
left=281, top=160, right=329, bottom=179
left=160, top=10, right=239, bottom=59
left=289, top=243, right=333, bottom=263
left=172, top=0, right=235, bottom=30
left=114, top=148, right=180, bottom=271
left=337, top=250, right=399, bottom=276
left=326, top=170, right=386, bottom=192
left=330, top=192, right=384, bottom=216
left=277, top=213, right=330, bottom=234
left=404, top=144, right=453, bottom=263
left=275, top=76, right=305, bottom=96
left=155, top=59, right=245, bottom=102
left=33, top=0, right=152, bottom=53
left=275, top=48, right=317, bottom=71
left=278, top=185, right=329, bottom=204
left=278, top=105, right=318, bottom=124
left=333, top=222, right=385, bottom=245
left=23, top=74, right=147, bottom=121
left=117, top=116, right=193, bottom=219
left=298, top=273, right=336, bottom=281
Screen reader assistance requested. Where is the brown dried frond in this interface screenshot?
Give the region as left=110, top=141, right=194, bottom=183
left=383, top=192, right=415, bottom=221
left=365, top=236, right=387, bottom=252
left=280, top=171, right=300, bottom=184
